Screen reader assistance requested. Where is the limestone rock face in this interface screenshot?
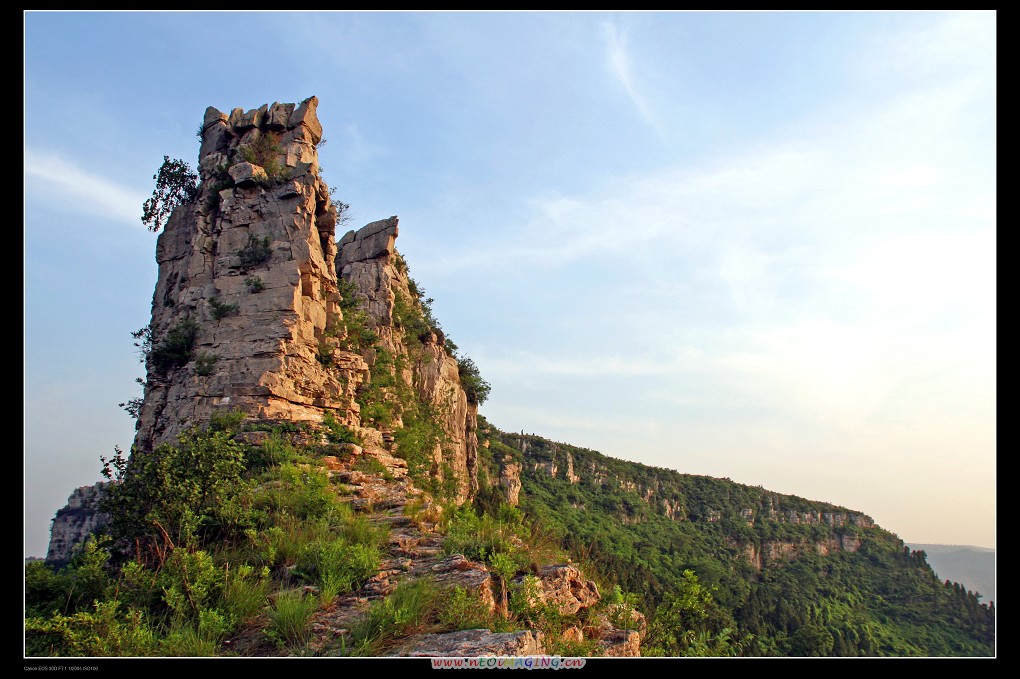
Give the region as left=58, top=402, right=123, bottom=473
left=337, top=219, right=479, bottom=503
left=45, top=482, right=113, bottom=566
left=514, top=564, right=600, bottom=616
left=395, top=629, right=546, bottom=657
left=426, top=554, right=497, bottom=614
left=499, top=455, right=522, bottom=507
left=597, top=629, right=641, bottom=657
left=337, top=217, right=399, bottom=269
left=739, top=534, right=864, bottom=571
left=134, top=96, right=362, bottom=454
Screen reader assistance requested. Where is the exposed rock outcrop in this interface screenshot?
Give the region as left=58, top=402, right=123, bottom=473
left=513, top=564, right=600, bottom=616
left=395, top=629, right=546, bottom=657
left=135, top=96, right=363, bottom=455
left=597, top=629, right=641, bottom=657
left=45, top=482, right=113, bottom=566
left=737, top=533, right=864, bottom=571
left=499, top=454, right=522, bottom=507
left=337, top=219, right=478, bottom=503
left=47, top=97, right=483, bottom=570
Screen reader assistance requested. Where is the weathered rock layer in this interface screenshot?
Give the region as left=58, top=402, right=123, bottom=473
left=135, top=96, right=356, bottom=454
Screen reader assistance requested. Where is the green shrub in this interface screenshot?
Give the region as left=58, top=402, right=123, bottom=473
left=457, top=356, right=491, bottom=405
left=266, top=590, right=318, bottom=649
left=253, top=464, right=338, bottom=521
left=247, top=434, right=298, bottom=470
left=220, top=564, right=270, bottom=627
left=315, top=340, right=334, bottom=367
left=245, top=275, right=265, bottom=293
left=142, top=156, right=198, bottom=232
left=194, top=352, right=219, bottom=376
left=393, top=252, right=408, bottom=274
left=26, top=600, right=157, bottom=657
left=149, top=318, right=199, bottom=373
left=549, top=636, right=601, bottom=658
left=443, top=505, right=527, bottom=565
left=208, top=409, right=246, bottom=434
left=489, top=551, right=518, bottom=618
left=208, top=296, right=240, bottom=320
left=24, top=536, right=115, bottom=624
left=159, top=621, right=220, bottom=657
left=25, top=561, right=72, bottom=619
left=115, top=560, right=163, bottom=613
left=238, top=234, right=272, bottom=270
left=101, top=427, right=254, bottom=554
left=353, top=456, right=390, bottom=479
left=437, top=586, right=493, bottom=631
left=322, top=411, right=362, bottom=446
left=64, top=535, right=117, bottom=611
left=336, top=278, right=378, bottom=351
left=239, top=132, right=289, bottom=184
left=296, top=538, right=380, bottom=605
left=344, top=579, right=441, bottom=656
left=392, top=288, right=435, bottom=344
left=158, top=549, right=221, bottom=622
left=337, top=510, right=388, bottom=550
left=337, top=277, right=361, bottom=312
left=391, top=404, right=444, bottom=484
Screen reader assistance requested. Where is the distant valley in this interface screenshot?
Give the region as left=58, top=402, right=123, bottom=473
left=907, top=544, right=995, bottom=604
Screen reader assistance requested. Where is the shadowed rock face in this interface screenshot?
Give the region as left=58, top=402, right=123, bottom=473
left=45, top=482, right=113, bottom=566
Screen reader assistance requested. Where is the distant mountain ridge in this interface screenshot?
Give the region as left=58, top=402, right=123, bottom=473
left=907, top=543, right=995, bottom=604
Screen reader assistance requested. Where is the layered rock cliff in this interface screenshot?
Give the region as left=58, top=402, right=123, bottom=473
left=482, top=426, right=877, bottom=594
left=134, top=96, right=357, bottom=454
left=336, top=218, right=478, bottom=503
left=135, top=96, right=479, bottom=497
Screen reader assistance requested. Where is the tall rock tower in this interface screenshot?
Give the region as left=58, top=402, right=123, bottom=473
left=45, top=97, right=484, bottom=564
left=134, top=97, right=361, bottom=454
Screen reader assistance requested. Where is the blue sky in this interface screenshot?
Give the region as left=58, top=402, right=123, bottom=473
left=24, top=11, right=995, bottom=557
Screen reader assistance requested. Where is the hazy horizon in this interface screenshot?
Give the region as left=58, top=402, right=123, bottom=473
left=24, top=11, right=995, bottom=557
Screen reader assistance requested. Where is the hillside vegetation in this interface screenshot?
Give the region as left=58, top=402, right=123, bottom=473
left=476, top=424, right=994, bottom=656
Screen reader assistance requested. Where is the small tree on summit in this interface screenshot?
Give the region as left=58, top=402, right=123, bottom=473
left=141, top=155, right=199, bottom=232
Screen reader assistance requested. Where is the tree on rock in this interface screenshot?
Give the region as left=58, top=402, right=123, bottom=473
left=142, top=155, right=198, bottom=232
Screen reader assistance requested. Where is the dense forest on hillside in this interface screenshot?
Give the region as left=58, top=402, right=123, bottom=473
left=478, top=421, right=994, bottom=656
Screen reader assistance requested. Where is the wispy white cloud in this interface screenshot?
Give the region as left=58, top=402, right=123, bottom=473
left=482, top=347, right=702, bottom=380
left=877, top=10, right=996, bottom=82
left=602, top=21, right=662, bottom=135
left=469, top=12, right=995, bottom=449
left=24, top=147, right=147, bottom=227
